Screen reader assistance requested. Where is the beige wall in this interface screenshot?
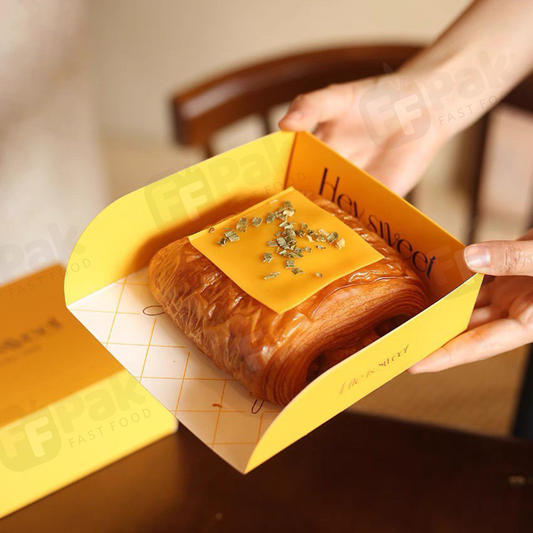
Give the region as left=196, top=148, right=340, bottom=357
left=88, top=0, right=471, bottom=144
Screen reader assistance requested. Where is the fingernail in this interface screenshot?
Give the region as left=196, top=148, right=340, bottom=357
left=283, top=111, right=303, bottom=122
left=464, top=245, right=490, bottom=269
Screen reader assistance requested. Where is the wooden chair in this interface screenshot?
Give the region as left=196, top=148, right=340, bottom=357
left=170, top=44, right=533, bottom=439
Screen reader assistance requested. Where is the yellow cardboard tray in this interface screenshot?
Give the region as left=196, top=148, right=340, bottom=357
left=64, top=132, right=483, bottom=473
left=0, top=265, right=178, bottom=519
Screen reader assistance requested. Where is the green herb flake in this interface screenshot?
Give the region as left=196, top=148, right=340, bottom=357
left=315, top=272, right=323, bottom=278
left=292, top=267, right=305, bottom=275
left=252, top=217, right=263, bottom=227
left=263, top=252, right=273, bottom=263
left=267, top=240, right=278, bottom=247
left=236, top=218, right=248, bottom=232
left=316, top=245, right=326, bottom=250
left=264, top=272, right=280, bottom=280
left=285, top=233, right=296, bottom=244
left=335, top=238, right=346, bottom=250
left=285, top=259, right=295, bottom=269
left=326, top=231, right=339, bottom=244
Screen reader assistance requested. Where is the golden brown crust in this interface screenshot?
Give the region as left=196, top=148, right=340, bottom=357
left=149, top=193, right=428, bottom=405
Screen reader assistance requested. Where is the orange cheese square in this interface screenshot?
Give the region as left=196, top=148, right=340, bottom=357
left=188, top=188, right=384, bottom=314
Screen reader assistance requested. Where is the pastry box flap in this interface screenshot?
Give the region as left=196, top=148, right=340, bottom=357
left=64, top=132, right=295, bottom=305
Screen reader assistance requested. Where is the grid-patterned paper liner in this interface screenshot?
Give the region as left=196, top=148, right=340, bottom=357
left=69, top=267, right=281, bottom=472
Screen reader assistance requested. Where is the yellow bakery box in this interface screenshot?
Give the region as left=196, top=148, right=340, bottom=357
left=0, top=265, right=178, bottom=519
left=64, top=131, right=482, bottom=474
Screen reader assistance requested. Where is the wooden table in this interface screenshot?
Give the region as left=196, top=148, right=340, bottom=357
left=1, top=413, right=532, bottom=533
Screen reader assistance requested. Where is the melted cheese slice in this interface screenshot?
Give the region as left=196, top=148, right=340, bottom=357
left=189, top=187, right=384, bottom=314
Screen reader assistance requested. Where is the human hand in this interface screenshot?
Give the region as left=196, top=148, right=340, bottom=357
left=278, top=73, right=448, bottom=196
left=409, top=230, right=533, bottom=374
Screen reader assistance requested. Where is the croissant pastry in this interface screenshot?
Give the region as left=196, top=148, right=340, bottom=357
left=149, top=193, right=428, bottom=405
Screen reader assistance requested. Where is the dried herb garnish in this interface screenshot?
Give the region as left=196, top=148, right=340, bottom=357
left=335, top=238, right=345, bottom=250
left=224, top=230, right=240, bottom=242
left=210, top=193, right=348, bottom=282
left=326, top=231, right=339, bottom=244
left=236, top=218, right=248, bottom=232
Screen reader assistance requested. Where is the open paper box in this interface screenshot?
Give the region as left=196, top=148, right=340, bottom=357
left=65, top=132, right=483, bottom=473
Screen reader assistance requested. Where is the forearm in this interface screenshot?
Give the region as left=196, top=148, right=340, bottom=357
left=400, top=0, right=533, bottom=136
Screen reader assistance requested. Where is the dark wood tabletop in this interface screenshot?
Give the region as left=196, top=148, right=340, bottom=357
left=1, top=412, right=532, bottom=533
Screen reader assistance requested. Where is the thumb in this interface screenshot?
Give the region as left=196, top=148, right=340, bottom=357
left=464, top=240, right=533, bottom=276
left=279, top=83, right=354, bottom=132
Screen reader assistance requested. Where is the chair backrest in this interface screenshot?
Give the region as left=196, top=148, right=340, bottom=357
left=170, top=45, right=421, bottom=157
